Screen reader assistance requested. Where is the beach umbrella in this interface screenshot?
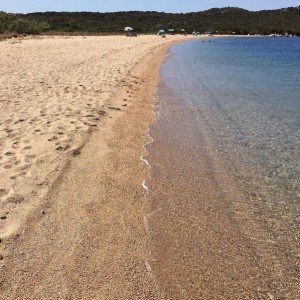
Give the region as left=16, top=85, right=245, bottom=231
left=180, top=29, right=186, bottom=32
left=124, top=27, right=133, bottom=32
left=158, top=29, right=165, bottom=34
left=167, top=29, right=175, bottom=32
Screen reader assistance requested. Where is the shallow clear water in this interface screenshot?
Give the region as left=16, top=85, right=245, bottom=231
left=147, top=37, right=300, bottom=299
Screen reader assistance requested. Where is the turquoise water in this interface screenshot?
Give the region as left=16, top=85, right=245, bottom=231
left=162, top=38, right=300, bottom=202
left=159, top=37, right=300, bottom=227
left=147, top=37, right=300, bottom=298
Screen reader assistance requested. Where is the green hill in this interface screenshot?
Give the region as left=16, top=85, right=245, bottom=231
left=1, top=6, right=300, bottom=35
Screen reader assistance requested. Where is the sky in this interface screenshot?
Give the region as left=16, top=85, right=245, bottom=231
left=1, top=0, right=299, bottom=14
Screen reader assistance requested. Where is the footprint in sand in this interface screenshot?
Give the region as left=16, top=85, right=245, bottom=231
left=48, top=136, right=58, bottom=142
left=56, top=144, right=70, bottom=152
left=6, top=194, right=24, bottom=204
left=3, top=165, right=13, bottom=170
left=72, top=148, right=81, bottom=157
left=4, top=129, right=13, bottom=135
left=14, top=119, right=26, bottom=125
left=84, top=114, right=95, bottom=118
left=12, top=141, right=20, bottom=149
left=97, top=110, right=106, bottom=116
left=108, top=107, right=121, bottom=111
left=29, top=117, right=40, bottom=125
left=5, top=152, right=15, bottom=157
left=82, top=121, right=97, bottom=128
left=0, top=189, right=9, bottom=198
left=23, top=146, right=32, bottom=150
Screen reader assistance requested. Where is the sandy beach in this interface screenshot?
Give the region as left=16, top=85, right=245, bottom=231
left=0, top=34, right=196, bottom=299
left=1, top=33, right=299, bottom=300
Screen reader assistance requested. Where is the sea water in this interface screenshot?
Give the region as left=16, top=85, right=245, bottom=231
left=146, top=37, right=300, bottom=299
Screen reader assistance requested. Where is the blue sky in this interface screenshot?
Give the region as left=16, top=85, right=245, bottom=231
left=1, top=0, right=299, bottom=14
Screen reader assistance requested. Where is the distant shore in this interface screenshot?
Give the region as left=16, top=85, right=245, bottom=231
left=2, top=7, right=299, bottom=38
left=2, top=32, right=297, bottom=43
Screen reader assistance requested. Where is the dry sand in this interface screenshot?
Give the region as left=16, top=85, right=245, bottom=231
left=0, top=35, right=197, bottom=299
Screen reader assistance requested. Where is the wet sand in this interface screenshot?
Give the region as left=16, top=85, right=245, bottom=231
left=146, top=91, right=272, bottom=299
left=0, top=35, right=195, bottom=299
left=145, top=62, right=299, bottom=298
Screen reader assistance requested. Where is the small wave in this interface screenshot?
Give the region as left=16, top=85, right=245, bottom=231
left=143, top=207, right=162, bottom=234
left=142, top=179, right=149, bottom=191
left=145, top=260, right=154, bottom=279
left=140, top=132, right=152, bottom=191
left=140, top=114, right=155, bottom=191
left=164, top=52, right=173, bottom=59
left=140, top=82, right=162, bottom=191
left=140, top=155, right=150, bottom=167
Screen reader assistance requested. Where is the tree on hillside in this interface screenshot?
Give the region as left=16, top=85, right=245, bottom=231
left=0, top=11, right=50, bottom=34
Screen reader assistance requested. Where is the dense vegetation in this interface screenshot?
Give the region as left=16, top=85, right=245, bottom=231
left=1, top=6, right=300, bottom=36
left=0, top=11, right=49, bottom=35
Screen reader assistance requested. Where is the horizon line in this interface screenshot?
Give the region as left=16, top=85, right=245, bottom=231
left=2, top=5, right=299, bottom=15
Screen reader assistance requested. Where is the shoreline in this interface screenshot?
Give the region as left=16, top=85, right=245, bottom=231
left=1, top=33, right=294, bottom=42
left=144, top=38, right=300, bottom=299
left=0, top=35, right=194, bottom=298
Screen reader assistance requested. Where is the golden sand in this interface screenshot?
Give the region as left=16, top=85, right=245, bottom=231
left=0, top=35, right=196, bottom=299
